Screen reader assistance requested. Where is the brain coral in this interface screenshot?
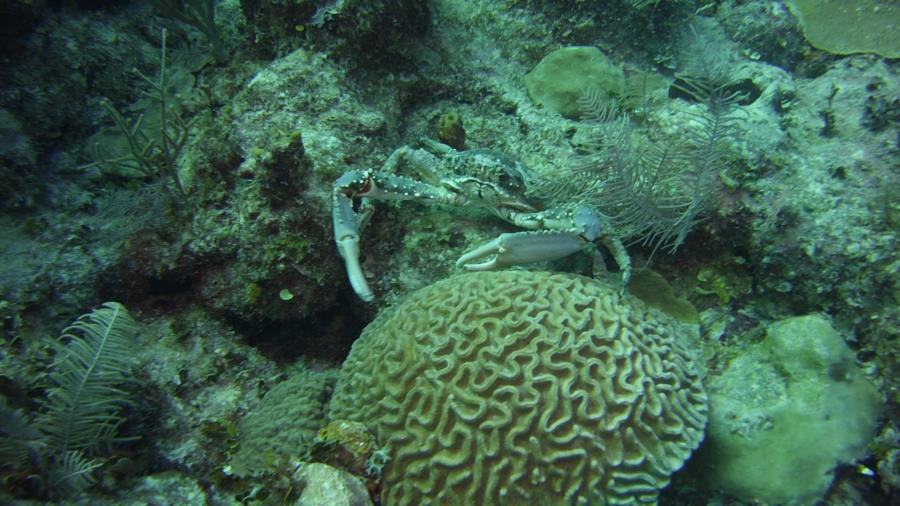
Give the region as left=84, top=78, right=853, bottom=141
left=329, top=271, right=707, bottom=505
left=230, top=368, right=337, bottom=477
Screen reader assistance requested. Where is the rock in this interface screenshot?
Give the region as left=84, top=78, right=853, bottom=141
left=294, top=463, right=373, bottom=506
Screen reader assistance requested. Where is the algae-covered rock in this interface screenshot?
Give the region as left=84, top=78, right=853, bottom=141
left=695, top=314, right=883, bottom=505
left=524, top=46, right=624, bottom=118
left=241, top=0, right=429, bottom=61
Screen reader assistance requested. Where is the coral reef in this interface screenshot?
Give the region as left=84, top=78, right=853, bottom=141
left=0, top=1, right=896, bottom=504
left=240, top=0, right=429, bottom=62
left=749, top=58, right=898, bottom=328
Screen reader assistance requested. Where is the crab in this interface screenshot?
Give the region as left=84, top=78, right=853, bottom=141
left=332, top=139, right=631, bottom=302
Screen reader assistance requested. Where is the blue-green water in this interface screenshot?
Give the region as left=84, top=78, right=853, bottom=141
left=0, top=1, right=896, bottom=505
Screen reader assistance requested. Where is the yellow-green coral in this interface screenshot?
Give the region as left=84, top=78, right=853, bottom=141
left=694, top=261, right=752, bottom=306
left=436, top=111, right=466, bottom=150
left=313, top=419, right=379, bottom=477
left=629, top=268, right=699, bottom=323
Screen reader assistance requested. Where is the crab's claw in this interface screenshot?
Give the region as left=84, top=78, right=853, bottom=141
left=333, top=187, right=374, bottom=302
left=456, top=231, right=588, bottom=271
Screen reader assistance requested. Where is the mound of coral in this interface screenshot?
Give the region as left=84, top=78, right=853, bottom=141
left=329, top=270, right=707, bottom=505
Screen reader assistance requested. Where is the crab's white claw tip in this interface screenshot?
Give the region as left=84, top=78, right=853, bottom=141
left=461, top=260, right=499, bottom=271
left=337, top=237, right=374, bottom=302
left=456, top=239, right=502, bottom=269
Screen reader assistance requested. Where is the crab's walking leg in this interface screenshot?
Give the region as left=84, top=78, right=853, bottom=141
left=599, top=235, right=631, bottom=290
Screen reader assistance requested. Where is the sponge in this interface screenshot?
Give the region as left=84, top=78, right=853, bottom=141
left=524, top=46, right=624, bottom=119
left=786, top=0, right=900, bottom=58
left=694, top=315, right=883, bottom=505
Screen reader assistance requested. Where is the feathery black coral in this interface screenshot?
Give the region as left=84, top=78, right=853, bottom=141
left=40, top=302, right=138, bottom=456
left=0, top=407, right=43, bottom=468
left=46, top=450, right=104, bottom=497
left=542, top=76, right=740, bottom=259
left=0, top=302, right=139, bottom=498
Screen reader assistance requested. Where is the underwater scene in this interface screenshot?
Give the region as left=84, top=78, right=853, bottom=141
left=0, top=0, right=897, bottom=505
